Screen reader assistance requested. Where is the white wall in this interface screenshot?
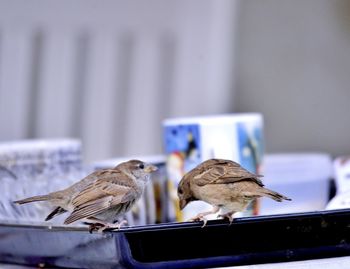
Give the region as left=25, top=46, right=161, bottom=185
left=235, top=0, right=350, bottom=156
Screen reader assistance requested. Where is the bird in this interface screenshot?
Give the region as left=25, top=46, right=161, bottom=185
left=14, top=160, right=158, bottom=232
left=177, top=158, right=291, bottom=226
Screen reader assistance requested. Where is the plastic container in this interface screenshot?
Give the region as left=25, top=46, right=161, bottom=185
left=259, top=153, right=333, bottom=215
left=0, top=139, right=85, bottom=223
left=163, top=113, right=264, bottom=220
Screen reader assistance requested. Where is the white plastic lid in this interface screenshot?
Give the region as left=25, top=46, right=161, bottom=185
left=263, top=153, right=333, bottom=183
left=0, top=139, right=81, bottom=154
left=163, top=113, right=263, bottom=126
left=0, top=138, right=82, bottom=165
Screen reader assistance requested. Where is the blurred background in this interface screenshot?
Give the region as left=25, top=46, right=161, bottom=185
left=1, top=1, right=350, bottom=266
left=1, top=0, right=350, bottom=162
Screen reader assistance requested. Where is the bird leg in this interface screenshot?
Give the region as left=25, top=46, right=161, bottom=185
left=188, top=206, right=220, bottom=227
left=217, top=211, right=235, bottom=225
left=86, top=217, right=128, bottom=233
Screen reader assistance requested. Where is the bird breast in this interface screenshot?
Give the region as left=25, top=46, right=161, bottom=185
left=192, top=183, right=253, bottom=212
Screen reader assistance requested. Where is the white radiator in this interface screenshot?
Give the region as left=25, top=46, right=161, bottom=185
left=0, top=0, right=237, bottom=162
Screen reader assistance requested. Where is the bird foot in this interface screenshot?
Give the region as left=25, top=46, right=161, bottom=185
left=217, top=213, right=234, bottom=225
left=106, top=220, right=128, bottom=231
left=188, top=214, right=208, bottom=228
left=88, top=222, right=105, bottom=233
left=88, top=220, right=128, bottom=233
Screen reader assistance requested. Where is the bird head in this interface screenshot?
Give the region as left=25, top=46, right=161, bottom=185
left=117, top=160, right=158, bottom=178
left=177, top=174, right=195, bottom=210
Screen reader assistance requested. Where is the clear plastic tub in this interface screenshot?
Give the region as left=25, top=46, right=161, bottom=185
left=259, top=153, right=333, bottom=215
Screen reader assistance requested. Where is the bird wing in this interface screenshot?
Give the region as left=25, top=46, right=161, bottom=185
left=64, top=196, right=118, bottom=224
left=63, top=170, right=138, bottom=224
left=71, top=170, right=136, bottom=208
left=193, top=163, right=264, bottom=187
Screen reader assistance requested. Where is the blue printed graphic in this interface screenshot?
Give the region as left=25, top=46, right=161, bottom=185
left=237, top=122, right=264, bottom=174
left=164, top=124, right=201, bottom=172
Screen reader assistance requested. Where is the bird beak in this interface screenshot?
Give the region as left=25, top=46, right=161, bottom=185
left=179, top=199, right=188, bottom=210
left=144, top=164, right=158, bottom=173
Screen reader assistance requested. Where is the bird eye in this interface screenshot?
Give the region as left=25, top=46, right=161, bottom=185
left=139, top=163, right=145, bottom=169
left=178, top=188, right=183, bottom=195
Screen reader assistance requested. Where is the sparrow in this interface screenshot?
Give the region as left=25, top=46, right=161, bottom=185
left=14, top=160, right=158, bottom=232
left=178, top=158, right=291, bottom=226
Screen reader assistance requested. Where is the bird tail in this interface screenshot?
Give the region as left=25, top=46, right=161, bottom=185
left=260, top=188, right=291, bottom=202
left=14, top=194, right=52, bottom=205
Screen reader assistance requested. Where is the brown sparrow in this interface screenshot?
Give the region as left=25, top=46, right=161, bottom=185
left=178, top=159, right=291, bottom=226
left=14, top=160, right=157, bottom=232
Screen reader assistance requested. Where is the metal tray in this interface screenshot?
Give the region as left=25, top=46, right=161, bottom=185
left=1, top=209, right=350, bottom=268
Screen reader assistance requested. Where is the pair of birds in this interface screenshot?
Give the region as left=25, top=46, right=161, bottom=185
left=14, top=159, right=290, bottom=232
